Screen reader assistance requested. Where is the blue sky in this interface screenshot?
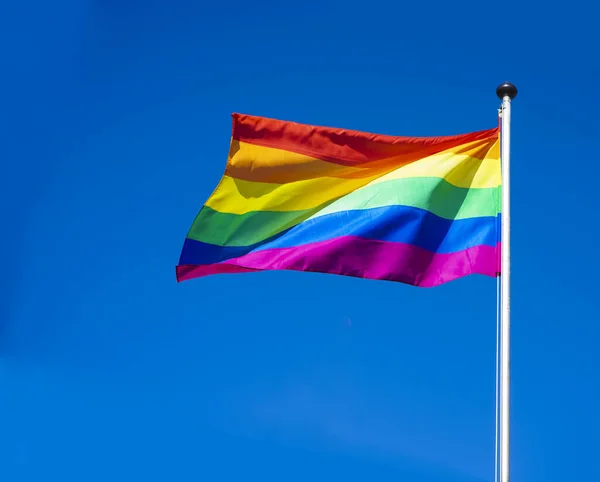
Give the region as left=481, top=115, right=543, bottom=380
left=2, top=1, right=599, bottom=481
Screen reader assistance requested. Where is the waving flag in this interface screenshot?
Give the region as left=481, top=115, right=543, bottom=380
left=176, top=114, right=500, bottom=287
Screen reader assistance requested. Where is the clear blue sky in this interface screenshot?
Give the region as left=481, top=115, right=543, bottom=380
left=2, top=1, right=598, bottom=481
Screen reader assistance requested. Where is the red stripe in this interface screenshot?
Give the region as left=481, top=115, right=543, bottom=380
left=232, top=113, right=499, bottom=167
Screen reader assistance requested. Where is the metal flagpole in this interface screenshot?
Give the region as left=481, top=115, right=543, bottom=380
left=496, top=81, right=517, bottom=482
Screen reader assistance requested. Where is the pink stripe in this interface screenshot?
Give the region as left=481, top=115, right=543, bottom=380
left=176, top=237, right=500, bottom=288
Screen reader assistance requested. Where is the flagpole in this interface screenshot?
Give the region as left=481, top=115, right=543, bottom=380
left=496, top=81, right=517, bottom=482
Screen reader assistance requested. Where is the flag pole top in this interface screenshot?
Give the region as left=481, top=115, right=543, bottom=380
left=496, top=82, right=518, bottom=100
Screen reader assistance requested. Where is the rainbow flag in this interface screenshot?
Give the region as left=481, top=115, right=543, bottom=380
left=176, top=114, right=501, bottom=287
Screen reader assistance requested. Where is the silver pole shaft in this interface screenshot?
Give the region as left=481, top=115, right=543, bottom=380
left=498, top=83, right=515, bottom=482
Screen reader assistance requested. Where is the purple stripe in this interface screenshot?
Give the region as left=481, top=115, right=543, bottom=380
left=177, top=236, right=500, bottom=287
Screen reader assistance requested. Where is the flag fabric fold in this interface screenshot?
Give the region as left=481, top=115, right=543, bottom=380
left=177, top=114, right=501, bottom=287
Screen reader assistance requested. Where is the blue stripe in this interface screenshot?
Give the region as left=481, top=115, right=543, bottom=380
left=179, top=205, right=500, bottom=266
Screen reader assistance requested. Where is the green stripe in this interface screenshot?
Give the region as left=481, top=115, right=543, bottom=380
left=188, top=177, right=500, bottom=247
left=187, top=205, right=322, bottom=247
left=313, top=176, right=500, bottom=220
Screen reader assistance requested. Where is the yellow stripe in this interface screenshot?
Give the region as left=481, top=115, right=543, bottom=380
left=206, top=175, right=375, bottom=214
left=373, top=139, right=500, bottom=189
left=207, top=140, right=500, bottom=215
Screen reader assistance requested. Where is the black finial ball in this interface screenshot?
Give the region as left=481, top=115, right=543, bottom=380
left=496, top=82, right=518, bottom=100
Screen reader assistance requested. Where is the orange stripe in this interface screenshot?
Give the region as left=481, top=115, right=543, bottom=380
left=225, top=137, right=499, bottom=184
left=231, top=113, right=499, bottom=167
